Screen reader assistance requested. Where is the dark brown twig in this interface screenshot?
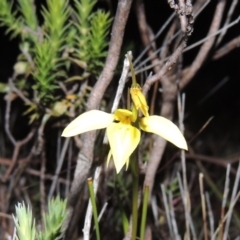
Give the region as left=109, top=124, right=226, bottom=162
left=213, top=35, right=240, bottom=60
left=5, top=78, right=17, bottom=146
left=142, top=39, right=187, bottom=95
left=216, top=0, right=238, bottom=45
left=2, top=129, right=35, bottom=182
left=180, top=0, right=227, bottom=89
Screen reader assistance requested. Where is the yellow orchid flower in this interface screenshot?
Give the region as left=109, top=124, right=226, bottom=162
left=130, top=83, right=149, bottom=117
left=62, top=109, right=188, bottom=174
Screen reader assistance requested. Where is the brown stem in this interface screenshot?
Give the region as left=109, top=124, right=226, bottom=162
left=2, top=129, right=35, bottom=182
left=213, top=36, right=240, bottom=60
left=180, top=0, right=226, bottom=89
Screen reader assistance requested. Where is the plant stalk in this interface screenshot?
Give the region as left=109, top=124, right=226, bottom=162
left=88, top=178, right=100, bottom=240
left=140, top=185, right=149, bottom=240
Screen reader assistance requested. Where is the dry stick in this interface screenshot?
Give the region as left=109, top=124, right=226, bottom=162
left=142, top=38, right=188, bottom=95
left=5, top=78, right=17, bottom=146
left=98, top=202, right=108, bottom=222
left=83, top=167, right=101, bottom=240
left=216, top=0, right=238, bottom=46
left=211, top=191, right=240, bottom=240
left=135, top=16, right=239, bottom=77
left=151, top=195, right=159, bottom=226
left=25, top=168, right=69, bottom=184
left=65, top=139, right=73, bottom=197
left=185, top=153, right=239, bottom=169
left=183, top=16, right=240, bottom=53
left=2, top=129, right=35, bottom=182
left=168, top=190, right=181, bottom=240
left=0, top=156, right=70, bottom=185
left=48, top=137, right=70, bottom=200
left=133, top=11, right=175, bottom=66
left=40, top=144, right=47, bottom=213
left=135, top=0, right=172, bottom=71
left=199, top=173, right=208, bottom=240
left=160, top=184, right=174, bottom=239
left=150, top=20, right=177, bottom=115
left=9, top=77, right=32, bottom=105
left=65, top=2, right=133, bottom=236
left=178, top=93, right=192, bottom=240
left=135, top=0, right=210, bottom=73
left=110, top=51, right=131, bottom=114
left=223, top=162, right=240, bottom=240
left=36, top=114, right=50, bottom=216
left=205, top=192, right=215, bottom=239
left=213, top=36, right=240, bottom=60
left=146, top=15, right=239, bottom=73
left=180, top=0, right=227, bottom=89
left=219, top=164, right=231, bottom=240
left=177, top=172, right=197, bottom=239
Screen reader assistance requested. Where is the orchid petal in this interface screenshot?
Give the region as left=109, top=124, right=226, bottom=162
left=139, top=116, right=188, bottom=150
left=62, top=110, right=114, bottom=137
left=114, top=109, right=134, bottom=123
left=107, top=122, right=140, bottom=173
left=130, top=86, right=149, bottom=117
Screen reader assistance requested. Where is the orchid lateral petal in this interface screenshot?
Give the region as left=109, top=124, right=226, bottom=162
left=62, top=110, right=114, bottom=137
left=139, top=116, right=188, bottom=150
left=107, top=122, right=140, bottom=173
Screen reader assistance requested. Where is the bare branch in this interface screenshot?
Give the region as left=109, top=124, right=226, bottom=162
left=180, top=0, right=227, bottom=89
left=213, top=35, right=240, bottom=60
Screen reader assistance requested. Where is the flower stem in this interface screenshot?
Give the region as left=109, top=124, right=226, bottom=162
left=88, top=178, right=101, bottom=240
left=127, top=52, right=137, bottom=85
left=140, top=185, right=149, bottom=240
left=130, top=153, right=139, bottom=240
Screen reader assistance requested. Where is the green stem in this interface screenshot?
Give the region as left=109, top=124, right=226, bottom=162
left=127, top=52, right=137, bottom=85
left=140, top=185, right=149, bottom=240
left=130, top=154, right=139, bottom=240
left=88, top=178, right=100, bottom=240
left=115, top=174, right=129, bottom=234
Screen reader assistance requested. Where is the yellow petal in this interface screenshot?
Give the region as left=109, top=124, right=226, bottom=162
left=62, top=110, right=114, bottom=137
left=130, top=85, right=149, bottom=117
left=114, top=109, right=134, bottom=123
left=139, top=116, right=188, bottom=150
left=107, top=122, right=140, bottom=173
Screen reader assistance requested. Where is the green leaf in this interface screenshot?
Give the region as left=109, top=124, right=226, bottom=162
left=12, top=203, right=36, bottom=240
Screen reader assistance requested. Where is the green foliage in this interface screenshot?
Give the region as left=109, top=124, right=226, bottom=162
left=0, top=0, right=112, bottom=121
left=38, top=196, right=68, bottom=240
left=18, top=0, right=38, bottom=31
left=42, top=0, right=70, bottom=51
left=88, top=10, right=112, bottom=72
left=74, top=0, right=97, bottom=61
left=74, top=0, right=112, bottom=73
left=0, top=0, right=23, bottom=37
left=13, top=196, right=67, bottom=240
left=32, top=40, right=59, bottom=102
left=13, top=203, right=36, bottom=240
